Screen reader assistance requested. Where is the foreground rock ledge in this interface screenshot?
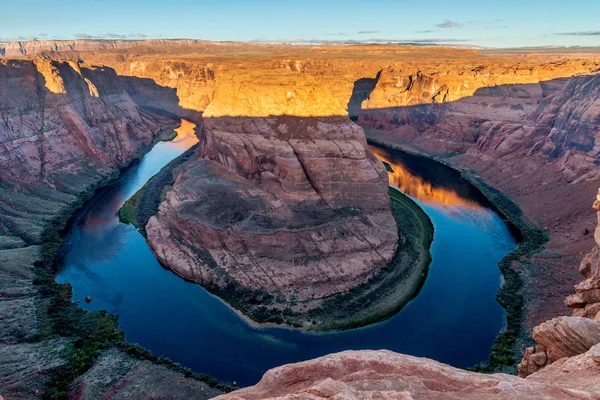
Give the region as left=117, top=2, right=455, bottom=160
left=216, top=349, right=600, bottom=400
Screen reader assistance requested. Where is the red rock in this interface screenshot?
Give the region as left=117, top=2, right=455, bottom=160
left=215, top=350, right=600, bottom=400
left=531, top=317, right=600, bottom=362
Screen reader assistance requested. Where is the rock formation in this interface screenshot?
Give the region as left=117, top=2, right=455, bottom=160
left=216, top=349, right=600, bottom=399
left=143, top=68, right=399, bottom=325
left=565, top=188, right=600, bottom=317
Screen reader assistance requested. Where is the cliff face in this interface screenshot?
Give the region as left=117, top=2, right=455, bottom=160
left=143, top=68, right=398, bottom=325
left=0, top=60, right=174, bottom=185
left=0, top=59, right=175, bottom=259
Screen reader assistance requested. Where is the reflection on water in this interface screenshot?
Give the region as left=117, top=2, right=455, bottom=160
left=371, top=147, right=482, bottom=210
left=171, top=119, right=200, bottom=150
left=57, top=130, right=517, bottom=387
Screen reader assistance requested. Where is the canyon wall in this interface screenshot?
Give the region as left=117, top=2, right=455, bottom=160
left=0, top=59, right=175, bottom=276
left=352, top=57, right=600, bottom=327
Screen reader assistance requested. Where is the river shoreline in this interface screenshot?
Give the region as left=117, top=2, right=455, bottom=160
left=367, top=136, right=548, bottom=373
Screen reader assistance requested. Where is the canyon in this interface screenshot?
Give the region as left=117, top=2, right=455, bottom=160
left=1, top=39, right=600, bottom=398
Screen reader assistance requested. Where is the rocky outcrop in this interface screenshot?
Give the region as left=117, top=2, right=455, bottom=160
left=526, top=343, right=600, bottom=394
left=518, top=316, right=600, bottom=376
left=565, top=189, right=600, bottom=317
left=69, top=349, right=224, bottom=399
left=216, top=349, right=600, bottom=399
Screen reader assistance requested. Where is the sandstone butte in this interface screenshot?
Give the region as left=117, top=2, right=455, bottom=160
left=0, top=39, right=600, bottom=398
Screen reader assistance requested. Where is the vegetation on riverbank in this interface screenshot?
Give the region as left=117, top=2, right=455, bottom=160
left=464, top=173, right=548, bottom=373
left=305, top=187, right=434, bottom=330
left=29, top=127, right=233, bottom=399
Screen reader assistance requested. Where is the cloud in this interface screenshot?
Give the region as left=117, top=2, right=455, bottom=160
left=38, top=32, right=48, bottom=37
left=557, top=31, right=600, bottom=36
left=0, top=36, right=28, bottom=42
left=366, top=37, right=470, bottom=44
left=249, top=37, right=470, bottom=45
left=74, top=33, right=96, bottom=39
left=104, top=32, right=128, bottom=39
left=436, top=20, right=463, bottom=29
left=73, top=33, right=149, bottom=40
left=415, top=30, right=438, bottom=34
left=357, top=30, right=380, bottom=34
left=325, top=32, right=348, bottom=36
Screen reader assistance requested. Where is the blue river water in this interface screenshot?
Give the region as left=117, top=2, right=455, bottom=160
left=56, top=122, right=517, bottom=386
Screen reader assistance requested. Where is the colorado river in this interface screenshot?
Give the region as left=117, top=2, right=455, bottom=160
left=56, top=121, right=517, bottom=386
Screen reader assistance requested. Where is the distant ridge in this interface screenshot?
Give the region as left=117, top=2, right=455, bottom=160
left=0, top=39, right=215, bottom=58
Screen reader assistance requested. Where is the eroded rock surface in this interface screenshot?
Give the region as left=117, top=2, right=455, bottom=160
left=216, top=350, right=600, bottom=400
left=566, top=189, right=600, bottom=318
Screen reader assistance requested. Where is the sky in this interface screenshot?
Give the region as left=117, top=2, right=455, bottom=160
left=2, top=0, right=600, bottom=48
